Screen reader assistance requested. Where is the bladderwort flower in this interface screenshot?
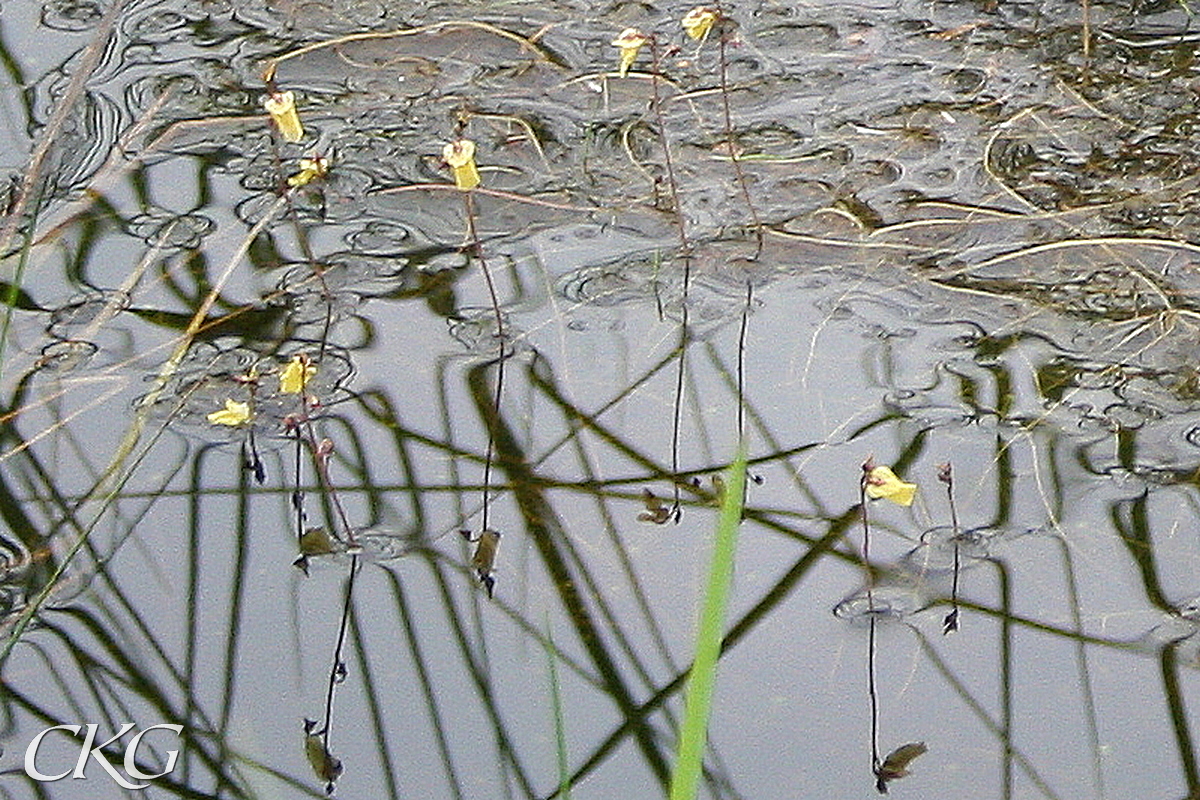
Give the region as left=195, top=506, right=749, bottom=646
left=207, top=398, right=251, bottom=426
left=864, top=464, right=917, bottom=507
left=280, top=353, right=317, bottom=394
left=287, top=156, right=329, bottom=188
left=442, top=138, right=481, bottom=191
left=612, top=27, right=649, bottom=77
left=681, top=6, right=720, bottom=41
left=263, top=89, right=304, bottom=143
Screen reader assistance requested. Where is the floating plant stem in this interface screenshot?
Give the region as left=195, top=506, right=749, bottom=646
left=711, top=5, right=764, bottom=257
left=736, top=279, right=756, bottom=507
left=464, top=187, right=506, bottom=535
left=288, top=417, right=307, bottom=551
left=668, top=315, right=689, bottom=523
left=313, top=437, right=358, bottom=547
left=1081, top=0, right=1092, bottom=60
left=277, top=153, right=336, bottom=360
left=645, top=35, right=694, bottom=522
left=450, top=128, right=507, bottom=577
left=859, top=459, right=918, bottom=790
left=311, top=554, right=357, bottom=795
left=860, top=458, right=881, bottom=780
left=238, top=370, right=265, bottom=484
left=939, top=462, right=961, bottom=634
left=736, top=282, right=750, bottom=448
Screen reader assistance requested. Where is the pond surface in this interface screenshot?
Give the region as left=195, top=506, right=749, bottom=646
left=2, top=0, right=1200, bottom=798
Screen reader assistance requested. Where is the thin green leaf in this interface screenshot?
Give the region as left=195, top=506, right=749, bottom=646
left=670, top=449, right=746, bottom=800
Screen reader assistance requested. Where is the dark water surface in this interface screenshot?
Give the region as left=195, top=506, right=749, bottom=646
left=2, top=0, right=1200, bottom=798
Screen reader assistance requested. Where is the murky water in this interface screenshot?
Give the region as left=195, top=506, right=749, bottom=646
left=2, top=0, right=1200, bottom=798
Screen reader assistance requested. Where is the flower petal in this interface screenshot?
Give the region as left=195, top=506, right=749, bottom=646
left=207, top=398, right=251, bottom=426
left=612, top=28, right=648, bottom=77
left=682, top=7, right=719, bottom=41
left=865, top=465, right=917, bottom=506
left=443, top=139, right=481, bottom=190
left=263, top=90, right=304, bottom=143
left=280, top=354, right=317, bottom=394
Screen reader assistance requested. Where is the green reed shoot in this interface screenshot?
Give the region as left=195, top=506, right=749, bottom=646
left=544, top=617, right=572, bottom=800
left=669, top=448, right=746, bottom=800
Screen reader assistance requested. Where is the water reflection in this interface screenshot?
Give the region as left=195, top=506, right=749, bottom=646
left=2, top=0, right=1200, bottom=798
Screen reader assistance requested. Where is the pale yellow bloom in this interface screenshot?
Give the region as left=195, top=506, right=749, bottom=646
left=279, top=353, right=317, bottom=394
left=612, top=28, right=649, bottom=77
left=207, top=398, right=251, bottom=426
left=681, top=7, right=719, bottom=41
left=442, top=139, right=481, bottom=191
left=865, top=465, right=917, bottom=506
left=263, top=90, right=304, bottom=142
left=287, top=156, right=329, bottom=188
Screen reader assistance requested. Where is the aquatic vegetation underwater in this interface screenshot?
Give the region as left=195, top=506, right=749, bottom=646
left=1, top=0, right=1200, bottom=798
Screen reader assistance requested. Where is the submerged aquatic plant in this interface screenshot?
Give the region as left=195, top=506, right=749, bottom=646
left=938, top=462, right=961, bottom=634
left=638, top=488, right=672, bottom=524
left=303, top=718, right=343, bottom=794
left=875, top=741, right=928, bottom=794
left=462, top=529, right=501, bottom=598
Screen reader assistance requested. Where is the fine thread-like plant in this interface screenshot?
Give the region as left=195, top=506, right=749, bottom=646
left=939, top=462, right=961, bottom=634
left=646, top=31, right=696, bottom=524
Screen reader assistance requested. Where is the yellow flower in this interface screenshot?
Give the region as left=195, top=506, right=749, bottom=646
left=207, top=398, right=251, bottom=426
left=442, top=139, right=481, bottom=191
left=612, top=28, right=649, bottom=77
left=681, top=7, right=719, bottom=41
left=263, top=89, right=304, bottom=143
left=279, top=353, right=317, bottom=394
left=287, top=156, right=329, bottom=188
left=865, top=465, right=917, bottom=506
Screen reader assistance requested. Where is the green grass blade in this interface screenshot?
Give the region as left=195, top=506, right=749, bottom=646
left=544, top=615, right=572, bottom=800
left=670, top=449, right=746, bottom=800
